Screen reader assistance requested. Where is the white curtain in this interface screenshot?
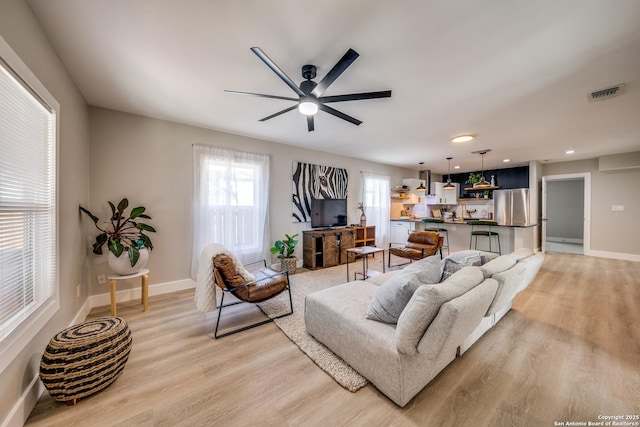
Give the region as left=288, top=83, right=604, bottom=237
left=362, top=172, right=391, bottom=248
left=190, top=145, right=270, bottom=279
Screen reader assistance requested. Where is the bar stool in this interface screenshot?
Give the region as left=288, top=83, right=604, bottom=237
left=422, top=218, right=449, bottom=256
left=468, top=220, right=501, bottom=254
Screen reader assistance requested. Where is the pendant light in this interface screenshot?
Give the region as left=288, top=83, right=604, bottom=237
left=473, top=150, right=491, bottom=188
left=416, top=162, right=426, bottom=191
left=443, top=157, right=455, bottom=189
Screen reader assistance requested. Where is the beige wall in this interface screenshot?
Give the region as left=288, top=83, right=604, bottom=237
left=543, top=159, right=640, bottom=256
left=88, top=107, right=415, bottom=293
left=0, top=0, right=90, bottom=423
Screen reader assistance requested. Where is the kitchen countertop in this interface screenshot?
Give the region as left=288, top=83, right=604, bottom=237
left=391, top=218, right=537, bottom=227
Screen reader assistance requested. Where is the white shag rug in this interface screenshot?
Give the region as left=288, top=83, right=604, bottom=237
left=258, top=255, right=394, bottom=392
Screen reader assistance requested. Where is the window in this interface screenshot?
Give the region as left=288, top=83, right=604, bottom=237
left=191, top=145, right=270, bottom=278
left=0, top=36, right=59, bottom=374
left=362, top=173, right=391, bottom=247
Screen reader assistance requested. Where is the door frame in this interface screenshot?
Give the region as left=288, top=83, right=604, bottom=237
left=541, top=172, right=591, bottom=254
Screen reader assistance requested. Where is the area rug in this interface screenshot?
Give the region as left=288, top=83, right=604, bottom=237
left=258, top=255, right=393, bottom=392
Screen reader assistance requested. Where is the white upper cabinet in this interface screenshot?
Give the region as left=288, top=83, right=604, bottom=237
left=430, top=182, right=458, bottom=205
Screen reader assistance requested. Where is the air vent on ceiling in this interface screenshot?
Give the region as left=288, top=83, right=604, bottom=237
left=588, top=84, right=625, bottom=102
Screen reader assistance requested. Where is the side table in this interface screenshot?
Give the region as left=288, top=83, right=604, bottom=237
left=345, top=247, right=385, bottom=281
left=108, top=268, right=149, bottom=316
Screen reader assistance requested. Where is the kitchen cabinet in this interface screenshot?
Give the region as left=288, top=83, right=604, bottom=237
left=430, top=182, right=458, bottom=205
left=390, top=221, right=425, bottom=243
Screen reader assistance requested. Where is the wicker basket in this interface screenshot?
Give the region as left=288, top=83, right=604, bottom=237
left=280, top=257, right=297, bottom=275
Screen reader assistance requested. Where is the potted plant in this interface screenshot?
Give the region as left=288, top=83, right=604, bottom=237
left=80, top=198, right=156, bottom=275
left=270, top=233, right=299, bottom=275
left=466, top=172, right=483, bottom=186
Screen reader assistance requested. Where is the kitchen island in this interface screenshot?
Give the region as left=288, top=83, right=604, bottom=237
left=390, top=219, right=538, bottom=254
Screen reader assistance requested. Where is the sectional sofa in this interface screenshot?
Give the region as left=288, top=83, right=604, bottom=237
left=304, top=248, right=544, bottom=407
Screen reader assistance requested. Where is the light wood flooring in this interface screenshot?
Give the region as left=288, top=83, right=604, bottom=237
left=26, top=253, right=640, bottom=427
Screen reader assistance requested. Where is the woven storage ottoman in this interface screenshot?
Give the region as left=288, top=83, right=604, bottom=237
left=40, top=316, right=132, bottom=405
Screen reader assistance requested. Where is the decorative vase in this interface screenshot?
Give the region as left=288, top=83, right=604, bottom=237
left=360, top=213, right=366, bottom=227
left=108, top=248, right=149, bottom=275
left=280, top=257, right=297, bottom=275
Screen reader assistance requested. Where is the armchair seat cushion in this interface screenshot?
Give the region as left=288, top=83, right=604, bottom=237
left=246, top=268, right=288, bottom=303
left=389, top=231, right=444, bottom=261
left=213, top=254, right=287, bottom=303
left=389, top=246, right=430, bottom=260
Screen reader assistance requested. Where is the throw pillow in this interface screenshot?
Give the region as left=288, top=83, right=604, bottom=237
left=402, top=255, right=442, bottom=284
left=440, top=253, right=482, bottom=282
left=443, top=249, right=498, bottom=265
left=366, top=270, right=424, bottom=324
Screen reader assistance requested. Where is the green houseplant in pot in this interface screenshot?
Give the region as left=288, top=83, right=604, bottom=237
left=270, top=233, right=299, bottom=275
left=80, top=198, right=156, bottom=275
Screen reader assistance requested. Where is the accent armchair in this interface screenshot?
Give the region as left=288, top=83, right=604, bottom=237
left=212, top=254, right=293, bottom=338
left=388, top=230, right=444, bottom=268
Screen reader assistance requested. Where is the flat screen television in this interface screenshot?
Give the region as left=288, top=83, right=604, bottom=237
left=310, top=198, right=348, bottom=228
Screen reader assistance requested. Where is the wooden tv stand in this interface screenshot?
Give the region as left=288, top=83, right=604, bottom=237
left=302, top=226, right=376, bottom=270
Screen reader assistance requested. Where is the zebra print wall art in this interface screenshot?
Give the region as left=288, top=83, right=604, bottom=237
left=292, top=162, right=348, bottom=222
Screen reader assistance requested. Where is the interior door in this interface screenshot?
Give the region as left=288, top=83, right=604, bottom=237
left=541, top=173, right=590, bottom=255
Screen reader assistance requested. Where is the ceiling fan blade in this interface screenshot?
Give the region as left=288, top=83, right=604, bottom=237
left=319, top=90, right=392, bottom=103
left=318, top=104, right=362, bottom=126
left=224, top=90, right=298, bottom=102
left=251, top=47, right=305, bottom=97
left=307, top=115, right=314, bottom=132
left=311, top=48, right=359, bottom=98
left=259, top=105, right=298, bottom=122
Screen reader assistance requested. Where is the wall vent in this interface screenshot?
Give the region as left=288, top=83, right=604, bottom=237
left=588, top=84, right=625, bottom=102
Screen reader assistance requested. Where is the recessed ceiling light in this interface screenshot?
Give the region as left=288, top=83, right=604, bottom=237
left=454, top=165, right=460, bottom=169
left=565, top=150, right=575, bottom=154
left=503, top=159, right=510, bottom=163
left=451, top=134, right=475, bottom=143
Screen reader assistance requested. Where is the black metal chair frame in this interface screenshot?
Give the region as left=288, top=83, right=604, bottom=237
left=214, top=259, right=293, bottom=339
left=468, top=221, right=502, bottom=254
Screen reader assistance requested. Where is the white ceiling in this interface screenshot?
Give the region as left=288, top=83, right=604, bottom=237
left=28, top=0, right=640, bottom=174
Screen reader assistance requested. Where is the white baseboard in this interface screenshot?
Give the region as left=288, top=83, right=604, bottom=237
left=4, top=277, right=196, bottom=427
left=585, top=250, right=640, bottom=262
left=547, top=237, right=584, bottom=244
left=2, top=374, right=45, bottom=427
left=89, top=278, right=195, bottom=309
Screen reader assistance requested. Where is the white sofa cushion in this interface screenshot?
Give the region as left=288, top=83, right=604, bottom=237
left=395, top=266, right=484, bottom=355
left=485, top=262, right=527, bottom=315
left=480, top=254, right=517, bottom=278
left=366, top=256, right=441, bottom=324
left=511, top=247, right=534, bottom=261
left=516, top=252, right=545, bottom=292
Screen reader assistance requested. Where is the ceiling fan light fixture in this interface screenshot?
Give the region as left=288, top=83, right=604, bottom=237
left=298, top=99, right=318, bottom=115
left=451, top=134, right=475, bottom=143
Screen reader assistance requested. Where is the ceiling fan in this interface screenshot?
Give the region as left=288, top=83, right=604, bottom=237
left=225, top=47, right=392, bottom=132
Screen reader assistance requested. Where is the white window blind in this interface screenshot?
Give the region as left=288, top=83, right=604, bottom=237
left=0, top=43, right=58, bottom=372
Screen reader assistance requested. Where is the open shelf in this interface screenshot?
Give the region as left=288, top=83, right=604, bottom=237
left=463, top=186, right=501, bottom=191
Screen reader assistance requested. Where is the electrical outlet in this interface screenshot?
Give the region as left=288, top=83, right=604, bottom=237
left=611, top=205, right=624, bottom=211
left=97, top=274, right=107, bottom=284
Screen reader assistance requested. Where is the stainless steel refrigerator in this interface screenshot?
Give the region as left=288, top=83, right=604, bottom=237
left=493, top=188, right=530, bottom=226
